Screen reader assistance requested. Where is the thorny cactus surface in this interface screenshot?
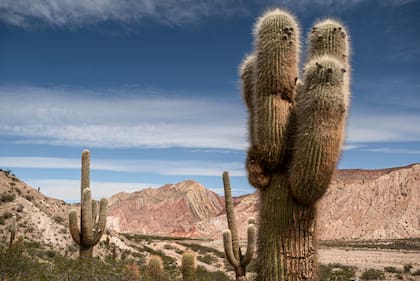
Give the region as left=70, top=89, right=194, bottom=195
left=148, top=255, right=165, bottom=281
left=241, top=9, right=350, bottom=281
left=181, top=251, right=196, bottom=281
left=69, top=150, right=108, bottom=258
left=222, top=171, right=256, bottom=281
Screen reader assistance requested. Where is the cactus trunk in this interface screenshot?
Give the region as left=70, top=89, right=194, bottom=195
left=79, top=246, right=93, bottom=258
left=256, top=173, right=316, bottom=281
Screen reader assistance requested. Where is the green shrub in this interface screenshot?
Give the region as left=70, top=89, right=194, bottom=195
left=404, top=263, right=413, bottom=273
left=0, top=192, right=15, bottom=203
left=384, top=266, right=402, bottom=273
left=197, top=254, right=217, bottom=265
left=360, top=268, right=385, bottom=280
left=53, top=215, right=65, bottom=224
left=411, top=269, right=420, bottom=276
left=319, top=263, right=356, bottom=281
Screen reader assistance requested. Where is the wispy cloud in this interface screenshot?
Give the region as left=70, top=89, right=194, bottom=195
left=0, top=0, right=250, bottom=28
left=347, top=113, right=420, bottom=143
left=0, top=86, right=247, bottom=150
left=1, top=0, right=414, bottom=28
left=361, top=147, right=420, bottom=155
left=0, top=156, right=246, bottom=177
left=28, top=179, right=158, bottom=201
left=1, top=85, right=419, bottom=149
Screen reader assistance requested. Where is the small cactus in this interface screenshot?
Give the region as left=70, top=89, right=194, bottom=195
left=181, top=251, right=196, bottom=281
left=8, top=216, right=24, bottom=250
left=147, top=255, right=165, bottom=281
left=222, top=171, right=256, bottom=281
left=69, top=150, right=108, bottom=258
left=8, top=216, right=16, bottom=249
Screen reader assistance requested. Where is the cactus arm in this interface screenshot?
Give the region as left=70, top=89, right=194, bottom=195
left=252, top=9, right=300, bottom=170
left=240, top=54, right=257, bottom=146
left=240, top=222, right=256, bottom=267
left=81, top=149, right=90, bottom=198
left=9, top=216, right=16, bottom=248
left=92, top=198, right=108, bottom=245
left=81, top=188, right=94, bottom=245
left=289, top=56, right=348, bottom=205
left=223, top=230, right=240, bottom=268
left=288, top=20, right=350, bottom=205
left=223, top=171, right=240, bottom=261
left=92, top=199, right=98, bottom=225
left=308, top=19, right=350, bottom=65
left=69, top=210, right=81, bottom=244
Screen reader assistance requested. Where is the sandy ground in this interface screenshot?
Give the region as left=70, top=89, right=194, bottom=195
left=319, top=248, right=420, bottom=270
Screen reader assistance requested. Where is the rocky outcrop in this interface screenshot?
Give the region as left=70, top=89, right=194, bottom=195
left=107, top=180, right=224, bottom=237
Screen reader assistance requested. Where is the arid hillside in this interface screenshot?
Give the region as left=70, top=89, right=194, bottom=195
left=108, top=164, right=420, bottom=241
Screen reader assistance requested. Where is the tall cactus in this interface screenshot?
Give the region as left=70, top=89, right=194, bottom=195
left=222, top=171, right=256, bottom=281
left=241, top=9, right=350, bottom=281
left=181, top=251, right=196, bottom=281
left=69, top=149, right=108, bottom=258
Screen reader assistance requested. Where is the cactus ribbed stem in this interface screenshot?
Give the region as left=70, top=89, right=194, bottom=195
left=68, top=149, right=108, bottom=258
left=148, top=255, right=164, bottom=280
left=9, top=216, right=16, bottom=249
left=182, top=251, right=196, bottom=281
left=253, top=9, right=300, bottom=170
left=222, top=171, right=256, bottom=280
left=241, top=8, right=350, bottom=281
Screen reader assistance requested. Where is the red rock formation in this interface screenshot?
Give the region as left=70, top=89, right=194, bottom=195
left=108, top=164, right=420, bottom=241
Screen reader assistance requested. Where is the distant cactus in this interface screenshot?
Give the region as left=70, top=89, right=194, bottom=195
left=222, top=171, right=256, bottom=281
left=124, top=262, right=140, bottom=281
left=8, top=216, right=23, bottom=250
left=181, top=251, right=196, bottom=281
left=147, top=255, right=165, bottom=281
left=241, top=9, right=350, bottom=281
left=69, top=150, right=108, bottom=258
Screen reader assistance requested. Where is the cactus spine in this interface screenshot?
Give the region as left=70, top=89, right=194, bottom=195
left=69, top=149, right=108, bottom=258
left=242, top=9, right=350, bottom=281
left=181, top=251, right=196, bottom=281
left=222, top=171, right=256, bottom=281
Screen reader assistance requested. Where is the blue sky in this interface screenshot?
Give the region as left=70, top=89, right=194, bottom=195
left=0, top=0, right=419, bottom=201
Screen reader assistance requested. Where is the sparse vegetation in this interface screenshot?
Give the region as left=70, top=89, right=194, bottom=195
left=320, top=238, right=420, bottom=251
left=197, top=253, right=217, bottom=265
left=384, top=266, right=402, bottom=273
left=319, top=263, right=356, bottom=281
left=360, top=268, right=385, bottom=280
left=0, top=192, right=16, bottom=203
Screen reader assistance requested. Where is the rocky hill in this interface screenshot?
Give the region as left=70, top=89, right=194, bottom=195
left=107, top=180, right=224, bottom=237
left=0, top=169, right=132, bottom=258
left=108, top=164, right=420, bottom=241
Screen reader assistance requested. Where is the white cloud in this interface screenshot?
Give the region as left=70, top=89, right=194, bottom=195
left=347, top=113, right=420, bottom=143
left=0, top=0, right=249, bottom=27
left=28, top=179, right=158, bottom=201
left=1, top=85, right=419, bottom=150
left=0, top=86, right=247, bottom=150
left=361, top=147, right=420, bottom=155
left=0, top=156, right=246, bottom=177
